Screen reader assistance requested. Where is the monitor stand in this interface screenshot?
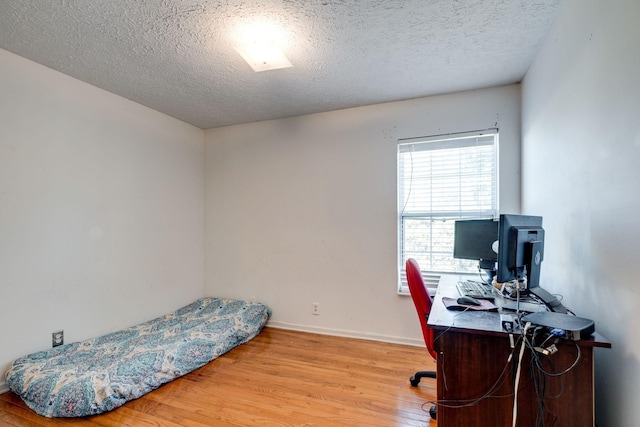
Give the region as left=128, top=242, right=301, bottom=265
left=529, top=286, right=568, bottom=314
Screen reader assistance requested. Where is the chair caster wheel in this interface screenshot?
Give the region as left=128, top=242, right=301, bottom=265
left=410, top=376, right=420, bottom=387
left=429, top=404, right=437, bottom=419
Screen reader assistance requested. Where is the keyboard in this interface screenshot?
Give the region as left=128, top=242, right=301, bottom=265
left=456, top=280, right=495, bottom=300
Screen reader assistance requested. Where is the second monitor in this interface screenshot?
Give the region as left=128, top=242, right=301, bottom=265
left=453, top=218, right=498, bottom=281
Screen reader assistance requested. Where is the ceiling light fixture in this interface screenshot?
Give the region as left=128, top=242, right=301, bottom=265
left=232, top=20, right=293, bottom=72
left=235, top=40, right=292, bottom=72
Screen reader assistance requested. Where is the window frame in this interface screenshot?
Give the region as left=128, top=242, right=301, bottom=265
left=397, top=129, right=499, bottom=294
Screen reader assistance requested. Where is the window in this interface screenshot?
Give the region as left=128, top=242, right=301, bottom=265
left=397, top=130, right=498, bottom=293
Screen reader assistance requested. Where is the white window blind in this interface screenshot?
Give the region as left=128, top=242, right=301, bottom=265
left=397, top=130, right=498, bottom=292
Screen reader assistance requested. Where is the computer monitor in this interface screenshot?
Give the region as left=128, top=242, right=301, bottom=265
left=496, top=214, right=544, bottom=289
left=496, top=214, right=568, bottom=313
left=453, top=219, right=499, bottom=275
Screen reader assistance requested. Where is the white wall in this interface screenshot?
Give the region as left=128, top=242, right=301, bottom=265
left=522, top=0, right=640, bottom=425
left=0, top=48, right=205, bottom=391
left=204, top=86, right=521, bottom=343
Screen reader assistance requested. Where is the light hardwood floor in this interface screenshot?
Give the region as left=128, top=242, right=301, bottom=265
left=0, top=328, right=437, bottom=426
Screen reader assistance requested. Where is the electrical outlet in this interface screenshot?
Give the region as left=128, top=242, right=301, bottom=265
left=52, top=330, right=64, bottom=347
left=312, top=302, right=320, bottom=315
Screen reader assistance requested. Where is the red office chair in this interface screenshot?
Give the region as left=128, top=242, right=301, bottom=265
left=406, top=258, right=437, bottom=419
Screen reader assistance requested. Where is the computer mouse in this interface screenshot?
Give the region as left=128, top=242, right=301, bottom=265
left=457, top=296, right=482, bottom=306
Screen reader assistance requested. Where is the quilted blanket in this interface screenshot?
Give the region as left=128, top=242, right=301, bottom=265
left=5, top=297, right=270, bottom=418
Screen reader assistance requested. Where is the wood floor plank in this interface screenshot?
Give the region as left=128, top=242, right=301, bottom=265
left=0, top=328, right=437, bottom=426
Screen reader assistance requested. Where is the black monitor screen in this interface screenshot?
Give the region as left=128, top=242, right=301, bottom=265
left=496, top=214, right=544, bottom=287
left=453, top=219, right=499, bottom=262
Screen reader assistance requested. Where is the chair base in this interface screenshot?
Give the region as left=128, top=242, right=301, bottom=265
left=410, top=370, right=437, bottom=420
left=409, top=370, right=436, bottom=387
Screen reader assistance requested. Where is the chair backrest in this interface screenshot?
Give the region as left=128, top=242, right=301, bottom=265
left=406, top=258, right=437, bottom=360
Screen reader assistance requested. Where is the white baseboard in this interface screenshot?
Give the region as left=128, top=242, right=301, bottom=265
left=0, top=381, right=8, bottom=394
left=266, top=320, right=423, bottom=348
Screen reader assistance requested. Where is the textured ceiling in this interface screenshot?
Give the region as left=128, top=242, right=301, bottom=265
left=0, top=0, right=562, bottom=129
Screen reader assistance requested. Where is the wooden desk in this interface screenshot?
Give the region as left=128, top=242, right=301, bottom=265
left=428, top=275, right=610, bottom=427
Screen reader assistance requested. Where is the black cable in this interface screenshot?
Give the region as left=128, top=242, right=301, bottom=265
left=529, top=340, right=548, bottom=426
left=432, top=307, right=474, bottom=392
left=534, top=341, right=581, bottom=377
left=524, top=327, right=582, bottom=426
left=476, top=266, right=494, bottom=285
left=431, top=334, right=522, bottom=411
left=517, top=327, right=548, bottom=426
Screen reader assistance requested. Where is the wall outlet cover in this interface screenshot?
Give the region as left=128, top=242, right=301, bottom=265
left=52, top=330, right=64, bottom=347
